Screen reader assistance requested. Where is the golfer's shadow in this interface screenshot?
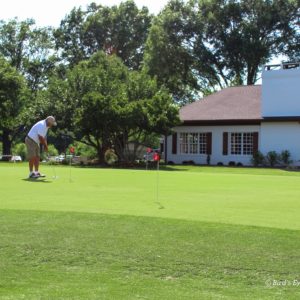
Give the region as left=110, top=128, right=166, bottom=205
left=22, top=178, right=52, bottom=183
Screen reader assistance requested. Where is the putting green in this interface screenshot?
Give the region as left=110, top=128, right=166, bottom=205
left=1, top=163, right=300, bottom=230
left=1, top=163, right=300, bottom=299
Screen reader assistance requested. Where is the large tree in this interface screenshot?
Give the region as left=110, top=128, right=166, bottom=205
left=143, top=1, right=201, bottom=104
left=196, top=0, right=300, bottom=85
left=54, top=1, right=152, bottom=70
left=143, top=0, right=300, bottom=102
left=0, top=57, right=27, bottom=155
left=53, top=7, right=89, bottom=67
left=47, top=51, right=179, bottom=162
left=0, top=18, right=55, bottom=92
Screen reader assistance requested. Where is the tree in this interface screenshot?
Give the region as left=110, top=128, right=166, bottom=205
left=0, top=18, right=55, bottom=92
left=54, top=1, right=153, bottom=70
left=113, top=70, right=180, bottom=161
left=143, top=0, right=300, bottom=102
left=0, top=57, right=27, bottom=155
left=47, top=51, right=179, bottom=162
left=143, top=0, right=202, bottom=104
left=196, top=0, right=300, bottom=85
left=85, top=0, right=152, bottom=70
left=53, top=7, right=89, bottom=67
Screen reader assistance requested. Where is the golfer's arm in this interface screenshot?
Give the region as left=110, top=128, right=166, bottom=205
left=38, top=135, right=48, bottom=151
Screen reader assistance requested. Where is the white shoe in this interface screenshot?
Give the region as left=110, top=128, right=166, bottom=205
left=29, top=173, right=39, bottom=179
left=35, top=172, right=46, bottom=178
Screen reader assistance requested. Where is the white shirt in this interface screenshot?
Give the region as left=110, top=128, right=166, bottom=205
left=28, top=120, right=48, bottom=144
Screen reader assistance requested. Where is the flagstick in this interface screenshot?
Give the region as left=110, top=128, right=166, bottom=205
left=155, top=156, right=164, bottom=209
left=69, top=155, right=72, bottom=182
left=156, top=158, right=159, bottom=203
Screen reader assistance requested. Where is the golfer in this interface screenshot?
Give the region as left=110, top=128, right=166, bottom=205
left=25, top=116, right=57, bottom=178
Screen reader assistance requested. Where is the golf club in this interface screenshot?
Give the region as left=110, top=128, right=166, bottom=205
left=47, top=154, right=58, bottom=179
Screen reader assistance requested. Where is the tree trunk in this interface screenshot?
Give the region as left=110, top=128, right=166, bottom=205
left=2, top=129, right=12, bottom=155
left=97, top=145, right=109, bottom=164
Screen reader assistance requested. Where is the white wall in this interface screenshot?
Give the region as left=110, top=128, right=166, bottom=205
left=262, top=68, right=300, bottom=117
left=167, top=125, right=260, bottom=166
left=260, top=122, right=300, bottom=166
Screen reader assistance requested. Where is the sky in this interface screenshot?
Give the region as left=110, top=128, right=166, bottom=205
left=0, top=0, right=169, bottom=27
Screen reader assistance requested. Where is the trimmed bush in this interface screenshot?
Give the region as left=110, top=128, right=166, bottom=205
left=251, top=151, right=265, bottom=167
left=206, top=155, right=211, bottom=165
left=279, top=150, right=292, bottom=166
left=228, top=161, right=236, bottom=166
left=266, top=151, right=278, bottom=167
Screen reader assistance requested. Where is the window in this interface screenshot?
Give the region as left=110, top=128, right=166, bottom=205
left=243, top=133, right=254, bottom=155
left=231, top=133, right=242, bottom=155
left=199, top=133, right=208, bottom=154
left=230, top=132, right=254, bottom=155
left=180, top=133, right=189, bottom=154
left=179, top=133, right=208, bottom=155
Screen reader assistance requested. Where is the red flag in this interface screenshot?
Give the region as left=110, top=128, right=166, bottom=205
left=153, top=153, right=160, bottom=162
left=70, top=147, right=75, bottom=154
left=147, top=148, right=152, bottom=153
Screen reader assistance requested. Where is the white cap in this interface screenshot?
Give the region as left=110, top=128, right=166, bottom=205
left=46, top=116, right=57, bottom=126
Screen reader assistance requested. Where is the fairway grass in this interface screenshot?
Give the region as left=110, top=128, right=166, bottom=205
left=1, top=163, right=300, bottom=299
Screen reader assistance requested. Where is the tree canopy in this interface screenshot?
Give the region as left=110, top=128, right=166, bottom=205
left=47, top=51, right=179, bottom=162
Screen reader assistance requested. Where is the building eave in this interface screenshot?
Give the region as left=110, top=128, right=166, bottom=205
left=179, top=116, right=300, bottom=126
left=180, top=119, right=262, bottom=126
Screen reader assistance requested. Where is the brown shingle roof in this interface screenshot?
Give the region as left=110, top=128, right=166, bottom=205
left=180, top=85, right=262, bottom=122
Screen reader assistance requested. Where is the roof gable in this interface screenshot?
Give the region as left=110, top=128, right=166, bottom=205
left=180, top=85, right=262, bottom=122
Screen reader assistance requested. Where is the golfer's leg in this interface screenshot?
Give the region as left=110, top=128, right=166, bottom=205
left=34, top=156, right=40, bottom=172
left=29, top=158, right=34, bottom=173
left=25, top=137, right=34, bottom=173
left=33, top=143, right=40, bottom=172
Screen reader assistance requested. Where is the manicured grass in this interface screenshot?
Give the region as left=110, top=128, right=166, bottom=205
left=0, top=163, right=300, bottom=299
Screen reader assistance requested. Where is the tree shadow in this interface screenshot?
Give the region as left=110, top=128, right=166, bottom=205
left=22, top=178, right=52, bottom=183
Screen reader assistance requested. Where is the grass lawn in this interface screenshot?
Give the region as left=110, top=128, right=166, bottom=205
left=0, top=163, right=300, bottom=299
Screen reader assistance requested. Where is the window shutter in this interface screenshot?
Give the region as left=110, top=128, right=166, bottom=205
left=253, top=132, right=259, bottom=153
left=223, top=132, right=228, bottom=155
left=206, top=132, right=212, bottom=155
left=172, top=133, right=177, bottom=154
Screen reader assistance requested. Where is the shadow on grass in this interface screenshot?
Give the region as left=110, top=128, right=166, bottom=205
left=70, top=164, right=190, bottom=172
left=22, top=178, right=52, bottom=183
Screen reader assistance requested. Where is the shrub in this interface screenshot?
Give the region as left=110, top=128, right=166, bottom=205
left=251, top=151, right=265, bottom=167
left=104, top=149, right=118, bottom=165
left=228, top=161, right=236, bottom=166
left=237, top=162, right=243, bottom=167
left=12, top=143, right=27, bottom=160
left=182, top=160, right=195, bottom=165
left=48, top=144, right=59, bottom=157
left=69, top=142, right=97, bottom=159
left=279, top=150, right=292, bottom=166
left=266, top=151, right=278, bottom=167
left=206, top=155, right=211, bottom=165
left=167, top=161, right=174, bottom=165
left=217, top=162, right=223, bottom=166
